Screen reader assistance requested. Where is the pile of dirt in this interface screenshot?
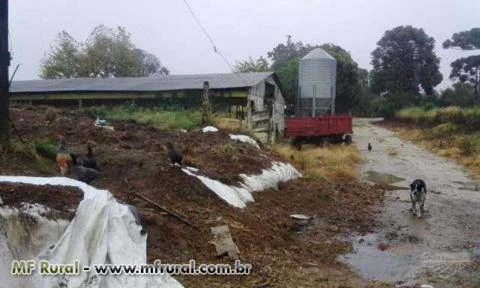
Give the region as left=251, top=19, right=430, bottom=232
left=1, top=105, right=388, bottom=287
left=8, top=105, right=275, bottom=185
left=0, top=182, right=83, bottom=220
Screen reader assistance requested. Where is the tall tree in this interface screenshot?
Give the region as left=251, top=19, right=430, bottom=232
left=40, top=31, right=81, bottom=79
left=233, top=56, right=270, bottom=73
left=320, top=43, right=362, bottom=113
left=0, top=0, right=9, bottom=151
left=138, top=49, right=169, bottom=76
left=40, top=25, right=168, bottom=79
left=371, top=26, right=442, bottom=95
left=443, top=28, right=480, bottom=103
left=267, top=35, right=311, bottom=103
left=80, top=25, right=143, bottom=78
left=439, top=82, right=475, bottom=107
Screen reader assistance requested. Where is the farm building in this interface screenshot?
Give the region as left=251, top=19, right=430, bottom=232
left=10, top=72, right=286, bottom=143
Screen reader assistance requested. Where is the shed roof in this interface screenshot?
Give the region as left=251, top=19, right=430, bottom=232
left=10, top=72, right=276, bottom=93
left=301, top=48, right=335, bottom=61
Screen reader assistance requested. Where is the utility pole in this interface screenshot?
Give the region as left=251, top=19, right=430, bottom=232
left=0, top=0, right=9, bottom=151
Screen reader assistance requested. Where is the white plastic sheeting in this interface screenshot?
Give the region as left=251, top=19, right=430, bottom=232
left=228, top=134, right=260, bottom=149
left=201, top=126, right=219, bottom=133
left=0, top=176, right=182, bottom=288
left=182, top=162, right=301, bottom=208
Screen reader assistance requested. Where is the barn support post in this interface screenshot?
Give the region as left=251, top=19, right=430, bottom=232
left=201, top=81, right=210, bottom=126
left=0, top=0, right=10, bottom=151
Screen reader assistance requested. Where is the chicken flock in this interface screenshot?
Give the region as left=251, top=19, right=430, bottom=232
left=55, top=136, right=101, bottom=185
left=56, top=137, right=184, bottom=185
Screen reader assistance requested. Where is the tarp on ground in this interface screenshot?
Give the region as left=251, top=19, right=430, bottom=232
left=0, top=176, right=183, bottom=288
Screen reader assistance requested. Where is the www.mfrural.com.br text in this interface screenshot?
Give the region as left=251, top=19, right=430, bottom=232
left=11, top=259, right=252, bottom=276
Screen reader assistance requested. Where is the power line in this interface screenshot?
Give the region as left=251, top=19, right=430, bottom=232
left=180, top=0, right=250, bottom=87
left=181, top=0, right=216, bottom=52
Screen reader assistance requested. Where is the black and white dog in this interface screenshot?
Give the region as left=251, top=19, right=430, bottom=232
left=410, top=179, right=427, bottom=218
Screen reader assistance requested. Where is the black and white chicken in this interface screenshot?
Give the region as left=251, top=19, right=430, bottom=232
left=73, top=142, right=100, bottom=171
left=70, top=153, right=100, bottom=185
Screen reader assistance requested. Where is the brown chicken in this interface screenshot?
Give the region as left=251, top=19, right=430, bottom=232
left=56, top=136, right=71, bottom=175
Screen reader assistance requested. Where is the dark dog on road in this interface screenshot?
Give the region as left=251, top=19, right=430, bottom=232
left=410, top=179, right=427, bottom=218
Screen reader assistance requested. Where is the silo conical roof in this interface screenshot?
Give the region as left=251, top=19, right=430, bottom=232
left=301, top=48, right=336, bottom=61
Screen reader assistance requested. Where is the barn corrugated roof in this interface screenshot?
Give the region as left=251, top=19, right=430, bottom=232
left=301, top=48, right=335, bottom=61
left=10, top=72, right=275, bottom=93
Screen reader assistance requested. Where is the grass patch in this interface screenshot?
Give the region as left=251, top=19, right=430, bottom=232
left=272, top=143, right=361, bottom=180
left=390, top=123, right=480, bottom=179
left=5, top=140, right=56, bottom=174
left=395, top=106, right=480, bottom=130
left=86, top=104, right=252, bottom=132
left=34, top=138, right=57, bottom=160
left=85, top=104, right=203, bottom=130
left=211, top=115, right=245, bottom=131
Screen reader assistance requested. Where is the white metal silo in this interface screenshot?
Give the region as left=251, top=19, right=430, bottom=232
left=298, top=48, right=337, bottom=117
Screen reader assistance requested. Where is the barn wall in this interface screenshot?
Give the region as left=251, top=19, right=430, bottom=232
left=273, top=81, right=286, bottom=135
left=10, top=89, right=250, bottom=109
left=249, top=81, right=265, bottom=112
left=246, top=75, right=286, bottom=141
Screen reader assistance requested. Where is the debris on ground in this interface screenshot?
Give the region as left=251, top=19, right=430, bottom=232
left=202, top=126, right=219, bottom=133
left=229, top=134, right=260, bottom=149
left=210, top=225, right=240, bottom=260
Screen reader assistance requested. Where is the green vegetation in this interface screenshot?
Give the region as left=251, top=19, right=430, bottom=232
left=233, top=56, right=270, bottom=73
left=34, top=138, right=57, bottom=160
left=41, top=25, right=168, bottom=79
left=5, top=140, right=56, bottom=174
left=234, top=35, right=364, bottom=113
left=371, top=26, right=442, bottom=96
left=86, top=104, right=203, bottom=130
left=443, top=28, right=480, bottom=104
left=390, top=105, right=480, bottom=178
left=394, top=106, right=480, bottom=129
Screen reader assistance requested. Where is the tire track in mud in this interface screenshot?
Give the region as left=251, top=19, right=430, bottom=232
left=340, top=118, right=480, bottom=287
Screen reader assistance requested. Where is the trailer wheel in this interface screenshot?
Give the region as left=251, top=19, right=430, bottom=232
left=344, top=134, right=352, bottom=145
left=292, top=137, right=302, bottom=150
left=333, top=135, right=344, bottom=144
left=321, top=137, right=330, bottom=147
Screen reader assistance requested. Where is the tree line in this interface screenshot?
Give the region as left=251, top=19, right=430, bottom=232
left=40, top=25, right=169, bottom=79
left=234, top=27, right=480, bottom=117
left=40, top=25, right=480, bottom=116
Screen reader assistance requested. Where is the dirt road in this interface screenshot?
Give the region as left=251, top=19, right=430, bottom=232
left=340, top=118, right=480, bottom=287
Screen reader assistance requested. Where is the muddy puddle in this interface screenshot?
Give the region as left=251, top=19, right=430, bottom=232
left=341, top=118, right=480, bottom=286
left=339, top=233, right=418, bottom=282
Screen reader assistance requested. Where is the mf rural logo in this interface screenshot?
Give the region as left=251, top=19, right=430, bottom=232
left=421, top=243, right=480, bottom=279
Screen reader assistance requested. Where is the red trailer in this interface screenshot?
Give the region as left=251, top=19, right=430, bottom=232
left=285, top=115, right=353, bottom=148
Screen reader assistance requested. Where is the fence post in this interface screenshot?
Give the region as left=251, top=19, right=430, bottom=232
left=201, top=81, right=210, bottom=126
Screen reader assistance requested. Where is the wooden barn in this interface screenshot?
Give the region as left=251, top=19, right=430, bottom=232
left=10, top=72, right=286, bottom=143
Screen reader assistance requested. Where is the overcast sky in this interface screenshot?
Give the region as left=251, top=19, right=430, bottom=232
left=8, top=0, right=480, bottom=90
